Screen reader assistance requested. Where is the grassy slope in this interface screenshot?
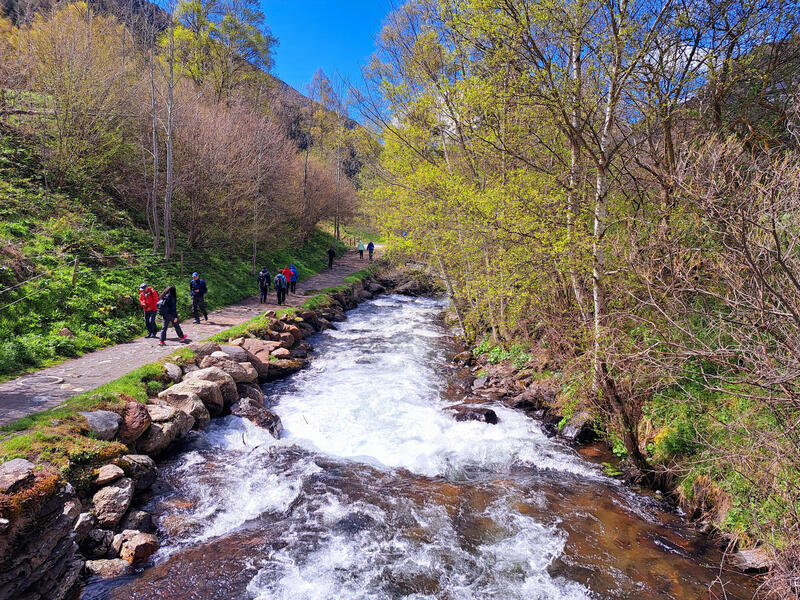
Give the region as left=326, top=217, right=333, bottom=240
left=0, top=130, right=345, bottom=380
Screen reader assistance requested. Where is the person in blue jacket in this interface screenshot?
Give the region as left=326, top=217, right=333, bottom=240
left=289, top=264, right=298, bottom=293
left=367, top=241, right=375, bottom=261
left=189, top=272, right=208, bottom=324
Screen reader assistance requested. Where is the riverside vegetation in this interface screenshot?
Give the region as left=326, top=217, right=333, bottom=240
left=360, top=0, right=800, bottom=595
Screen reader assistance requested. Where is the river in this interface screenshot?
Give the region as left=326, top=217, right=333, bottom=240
left=82, top=294, right=757, bottom=600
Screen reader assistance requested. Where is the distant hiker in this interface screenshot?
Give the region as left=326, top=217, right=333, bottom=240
left=274, top=271, right=288, bottom=305
left=327, top=246, right=336, bottom=269
left=289, top=264, right=299, bottom=293
left=190, top=272, right=208, bottom=324
left=281, top=266, right=294, bottom=294
left=257, top=266, right=271, bottom=303
left=367, top=241, right=375, bottom=262
left=157, top=285, right=187, bottom=346
left=357, top=240, right=365, bottom=260
left=139, top=283, right=159, bottom=338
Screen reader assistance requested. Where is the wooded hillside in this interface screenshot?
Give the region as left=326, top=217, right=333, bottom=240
left=362, top=1, right=800, bottom=593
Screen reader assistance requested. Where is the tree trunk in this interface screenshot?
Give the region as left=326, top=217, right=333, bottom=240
left=163, top=22, right=175, bottom=260
left=150, top=44, right=160, bottom=254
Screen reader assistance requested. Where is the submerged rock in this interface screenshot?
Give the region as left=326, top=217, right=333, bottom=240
left=231, top=398, right=283, bottom=439
left=444, top=404, right=499, bottom=425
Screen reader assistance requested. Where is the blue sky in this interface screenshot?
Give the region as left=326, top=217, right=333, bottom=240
left=261, top=1, right=393, bottom=103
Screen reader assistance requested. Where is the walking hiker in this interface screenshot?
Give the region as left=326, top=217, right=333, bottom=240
left=139, top=283, right=159, bottom=338
left=289, top=264, right=298, bottom=293
left=281, top=266, right=294, bottom=294
left=257, top=266, right=271, bottom=303
left=327, top=245, right=336, bottom=269
left=157, top=285, right=188, bottom=346
left=357, top=240, right=365, bottom=260
left=367, top=241, right=375, bottom=262
left=190, top=272, right=208, bottom=324
left=274, top=271, right=288, bottom=305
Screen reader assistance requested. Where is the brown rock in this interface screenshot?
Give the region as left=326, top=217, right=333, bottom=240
left=188, top=341, right=221, bottom=358
left=237, top=362, right=259, bottom=382
left=146, top=404, right=176, bottom=423
left=159, top=391, right=210, bottom=430
left=239, top=338, right=282, bottom=378
left=94, top=464, right=125, bottom=486
left=119, top=531, right=159, bottom=564
left=117, top=401, right=151, bottom=445
left=183, top=366, right=238, bottom=407
left=266, top=358, right=307, bottom=381
left=278, top=332, right=295, bottom=349
left=92, top=478, right=135, bottom=528
left=231, top=399, right=283, bottom=439
left=445, top=404, right=499, bottom=425
left=84, top=559, right=133, bottom=578
left=136, top=410, right=194, bottom=456
left=236, top=383, right=264, bottom=406
left=271, top=347, right=291, bottom=359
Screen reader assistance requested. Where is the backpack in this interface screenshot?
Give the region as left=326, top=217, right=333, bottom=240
left=156, top=297, right=168, bottom=316
left=258, top=271, right=270, bottom=286
left=274, top=273, right=286, bottom=289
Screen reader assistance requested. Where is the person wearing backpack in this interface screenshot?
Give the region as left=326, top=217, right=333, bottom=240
left=367, top=241, right=375, bottom=262
left=157, top=285, right=188, bottom=346
left=327, top=246, right=336, bottom=269
left=139, top=283, right=159, bottom=338
left=257, top=266, right=271, bottom=303
left=281, top=265, right=293, bottom=294
left=289, top=264, right=299, bottom=293
left=274, top=271, right=288, bottom=305
left=189, top=272, right=208, bottom=324
left=357, top=240, right=365, bottom=260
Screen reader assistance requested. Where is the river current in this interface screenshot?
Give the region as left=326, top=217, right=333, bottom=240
left=84, top=294, right=756, bottom=600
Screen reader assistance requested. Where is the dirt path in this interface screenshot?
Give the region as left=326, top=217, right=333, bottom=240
left=0, top=250, right=376, bottom=425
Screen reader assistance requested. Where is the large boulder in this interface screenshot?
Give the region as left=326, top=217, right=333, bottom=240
left=117, top=401, right=151, bottom=445
left=119, top=531, right=159, bottom=564
left=146, top=404, right=176, bottom=423
left=160, top=378, right=224, bottom=416
left=236, top=382, right=264, bottom=406
left=266, top=358, right=306, bottom=382
left=284, top=324, right=302, bottom=341
left=271, top=347, right=291, bottom=359
left=157, top=392, right=210, bottom=430
left=231, top=398, right=283, bottom=439
left=218, top=344, right=250, bottom=362
left=238, top=362, right=259, bottom=382
left=188, top=341, right=221, bottom=358
left=136, top=410, right=194, bottom=456
left=120, top=509, right=155, bottom=533
left=277, top=332, right=295, bottom=349
left=182, top=366, right=237, bottom=408
left=0, top=458, right=34, bottom=493
left=116, top=455, right=158, bottom=490
left=199, top=352, right=254, bottom=383
left=92, top=478, right=134, bottom=528
left=84, top=559, right=133, bottom=578
left=80, top=410, right=122, bottom=441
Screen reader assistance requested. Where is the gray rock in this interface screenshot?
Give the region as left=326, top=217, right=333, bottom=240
left=136, top=410, right=193, bottom=456
left=110, top=529, right=138, bottom=556
left=159, top=391, right=210, bottom=430
left=62, top=498, right=82, bottom=521
left=219, top=344, right=249, bottom=362
left=236, top=382, right=264, bottom=406
left=199, top=354, right=254, bottom=383
left=0, top=458, right=35, bottom=493
left=73, top=512, right=96, bottom=542
left=187, top=341, right=221, bottom=357
left=160, top=377, right=225, bottom=415
left=120, top=509, right=154, bottom=533
left=84, top=559, right=133, bottom=578
left=92, top=478, right=134, bottom=528
left=79, top=410, right=122, bottom=441
left=94, top=464, right=125, bottom=486
left=164, top=362, right=183, bottom=383
left=182, top=366, right=238, bottom=407
left=82, top=528, right=114, bottom=558
left=146, top=404, right=176, bottom=423
left=116, top=455, right=158, bottom=490
left=734, top=547, right=772, bottom=573
left=471, top=377, right=488, bottom=390
left=238, top=362, right=259, bottom=382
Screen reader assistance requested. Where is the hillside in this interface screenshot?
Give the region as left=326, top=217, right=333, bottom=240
left=0, top=127, right=345, bottom=380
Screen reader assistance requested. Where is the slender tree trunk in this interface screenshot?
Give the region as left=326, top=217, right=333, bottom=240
left=433, top=238, right=467, bottom=342
left=150, top=45, right=160, bottom=253
left=163, top=22, right=175, bottom=260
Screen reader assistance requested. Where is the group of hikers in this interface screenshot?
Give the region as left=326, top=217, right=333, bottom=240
left=139, top=242, right=376, bottom=344
left=256, top=264, right=298, bottom=306
left=138, top=272, right=208, bottom=346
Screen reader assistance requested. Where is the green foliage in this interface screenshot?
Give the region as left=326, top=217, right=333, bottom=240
left=474, top=338, right=533, bottom=369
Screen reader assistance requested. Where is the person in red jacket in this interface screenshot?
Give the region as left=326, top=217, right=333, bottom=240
left=139, top=283, right=159, bottom=338
left=282, top=266, right=294, bottom=294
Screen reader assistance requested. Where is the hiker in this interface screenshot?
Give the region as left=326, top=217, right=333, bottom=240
left=139, top=283, right=159, bottom=338
left=274, top=271, right=288, bottom=305
left=257, top=266, right=271, bottom=303
left=367, top=241, right=375, bottom=262
left=189, top=272, right=208, bottom=324
left=281, top=265, right=294, bottom=294
left=289, top=264, right=299, bottom=293
left=357, top=240, right=365, bottom=260
left=157, top=285, right=187, bottom=346
left=327, top=245, right=336, bottom=269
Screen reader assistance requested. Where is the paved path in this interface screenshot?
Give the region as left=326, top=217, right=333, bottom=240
left=0, top=251, right=376, bottom=425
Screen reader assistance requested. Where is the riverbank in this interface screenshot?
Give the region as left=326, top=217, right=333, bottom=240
left=0, top=262, right=431, bottom=600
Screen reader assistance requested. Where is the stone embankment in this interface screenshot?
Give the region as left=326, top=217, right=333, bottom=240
left=0, top=269, right=414, bottom=600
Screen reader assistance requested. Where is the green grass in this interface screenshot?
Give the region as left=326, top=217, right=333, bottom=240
left=0, top=129, right=346, bottom=380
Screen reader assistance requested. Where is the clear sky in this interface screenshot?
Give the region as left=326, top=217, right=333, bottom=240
left=260, top=1, right=393, bottom=103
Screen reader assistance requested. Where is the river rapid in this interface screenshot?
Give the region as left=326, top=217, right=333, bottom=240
left=83, top=294, right=756, bottom=600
